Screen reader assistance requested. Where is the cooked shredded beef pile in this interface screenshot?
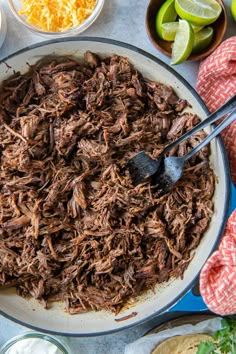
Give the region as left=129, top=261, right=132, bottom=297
left=0, top=52, right=215, bottom=314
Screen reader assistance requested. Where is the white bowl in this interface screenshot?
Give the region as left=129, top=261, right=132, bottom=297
left=0, top=332, right=71, bottom=354
left=0, top=5, right=7, bottom=49
left=7, top=0, right=105, bottom=37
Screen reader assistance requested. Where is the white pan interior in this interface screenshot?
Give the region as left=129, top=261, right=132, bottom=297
left=0, top=38, right=230, bottom=336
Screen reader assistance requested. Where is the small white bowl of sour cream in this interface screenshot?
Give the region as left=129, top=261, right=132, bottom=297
left=0, top=332, right=72, bottom=354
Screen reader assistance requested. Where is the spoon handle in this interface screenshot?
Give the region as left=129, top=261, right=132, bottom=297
left=183, top=108, right=236, bottom=162
left=164, top=94, right=236, bottom=154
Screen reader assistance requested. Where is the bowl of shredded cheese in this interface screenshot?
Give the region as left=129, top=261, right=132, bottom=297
left=7, top=0, right=105, bottom=36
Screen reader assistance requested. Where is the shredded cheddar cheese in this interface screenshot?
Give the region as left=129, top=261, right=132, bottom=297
left=18, top=0, right=97, bottom=32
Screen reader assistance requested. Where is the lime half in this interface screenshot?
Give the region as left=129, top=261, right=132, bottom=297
left=171, top=19, right=194, bottom=64
left=156, top=0, right=178, bottom=39
left=231, top=0, right=236, bottom=21
left=161, top=22, right=179, bottom=41
left=192, top=26, right=214, bottom=53
left=175, top=0, right=222, bottom=26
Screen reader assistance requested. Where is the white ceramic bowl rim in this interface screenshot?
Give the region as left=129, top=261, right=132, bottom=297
left=0, top=37, right=231, bottom=336
left=0, top=5, right=7, bottom=49
left=0, top=332, right=71, bottom=354
left=7, top=0, right=105, bottom=36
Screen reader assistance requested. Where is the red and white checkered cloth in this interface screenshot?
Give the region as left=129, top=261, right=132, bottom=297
left=196, top=36, right=236, bottom=185
left=196, top=37, right=236, bottom=315
left=200, top=210, right=236, bottom=315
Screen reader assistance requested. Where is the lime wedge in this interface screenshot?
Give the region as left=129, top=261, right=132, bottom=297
left=161, top=22, right=203, bottom=41
left=192, top=26, right=214, bottom=53
left=175, top=0, right=222, bottom=26
left=161, top=21, right=202, bottom=41
left=171, top=19, right=194, bottom=65
left=191, top=24, right=204, bottom=32
left=231, top=0, right=236, bottom=21
left=156, top=0, right=178, bottom=39
left=161, top=22, right=179, bottom=41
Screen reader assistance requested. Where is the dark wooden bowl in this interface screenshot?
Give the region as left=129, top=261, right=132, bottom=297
left=146, top=0, right=227, bottom=62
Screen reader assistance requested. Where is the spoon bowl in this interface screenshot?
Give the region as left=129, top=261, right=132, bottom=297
left=152, top=156, right=184, bottom=193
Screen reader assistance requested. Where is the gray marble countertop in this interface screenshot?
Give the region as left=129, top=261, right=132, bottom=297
left=0, top=0, right=235, bottom=353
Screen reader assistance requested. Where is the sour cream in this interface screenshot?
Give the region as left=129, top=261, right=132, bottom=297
left=5, top=338, right=64, bottom=354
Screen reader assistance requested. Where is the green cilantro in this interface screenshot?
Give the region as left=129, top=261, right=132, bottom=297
left=196, top=318, right=236, bottom=354
left=197, top=340, right=217, bottom=354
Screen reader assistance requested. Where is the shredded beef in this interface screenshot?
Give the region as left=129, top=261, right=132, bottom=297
left=0, top=52, right=214, bottom=314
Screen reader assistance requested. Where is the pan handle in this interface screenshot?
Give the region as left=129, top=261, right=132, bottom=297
left=168, top=288, right=207, bottom=312
left=229, top=180, right=236, bottom=216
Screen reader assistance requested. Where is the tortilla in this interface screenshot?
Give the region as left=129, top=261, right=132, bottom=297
left=152, top=333, right=214, bottom=354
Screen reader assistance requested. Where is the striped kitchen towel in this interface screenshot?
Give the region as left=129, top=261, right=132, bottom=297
left=196, top=36, right=236, bottom=185
left=197, top=37, right=236, bottom=315
left=200, top=210, right=236, bottom=315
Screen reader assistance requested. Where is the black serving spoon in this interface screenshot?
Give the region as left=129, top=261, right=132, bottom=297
left=127, top=94, right=236, bottom=186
